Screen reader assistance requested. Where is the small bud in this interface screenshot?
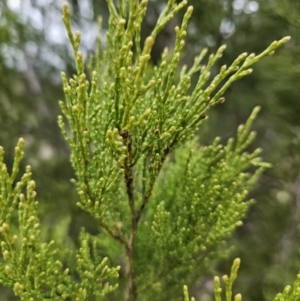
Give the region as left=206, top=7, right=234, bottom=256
left=281, top=36, right=291, bottom=43
left=0, top=222, right=9, bottom=233
left=106, top=129, right=113, bottom=138
left=18, top=138, right=25, bottom=147
left=233, top=257, right=241, bottom=266
left=236, top=221, right=243, bottom=226
left=222, top=275, right=229, bottom=282
left=174, top=52, right=180, bottom=60
left=144, top=36, right=154, bottom=48
left=234, top=294, right=242, bottom=301
left=119, top=19, right=126, bottom=26
left=4, top=265, right=11, bottom=273
left=3, top=250, right=10, bottom=260
left=187, top=5, right=193, bottom=13
left=13, top=282, right=23, bottom=292
left=144, top=108, right=151, bottom=115
left=28, top=216, right=35, bottom=223
left=221, top=65, right=227, bottom=73
left=219, top=44, right=227, bottom=52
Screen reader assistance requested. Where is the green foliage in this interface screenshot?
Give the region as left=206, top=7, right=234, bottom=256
left=273, top=274, right=300, bottom=301
left=134, top=107, right=270, bottom=299
left=185, top=258, right=300, bottom=301
left=186, top=1, right=300, bottom=299
left=213, top=258, right=242, bottom=301
left=0, top=140, right=119, bottom=300
left=0, top=0, right=298, bottom=300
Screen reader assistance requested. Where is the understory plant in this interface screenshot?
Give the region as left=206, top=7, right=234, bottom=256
left=0, top=0, right=296, bottom=300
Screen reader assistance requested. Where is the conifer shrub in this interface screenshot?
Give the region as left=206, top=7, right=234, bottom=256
left=0, top=1, right=296, bottom=300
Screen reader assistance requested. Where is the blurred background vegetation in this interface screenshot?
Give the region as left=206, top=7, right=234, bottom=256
left=1, top=0, right=300, bottom=300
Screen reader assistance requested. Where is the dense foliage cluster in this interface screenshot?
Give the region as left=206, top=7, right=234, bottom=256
left=0, top=1, right=298, bottom=301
